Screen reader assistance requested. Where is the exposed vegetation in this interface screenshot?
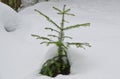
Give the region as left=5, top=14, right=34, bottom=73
left=1, top=0, right=21, bottom=11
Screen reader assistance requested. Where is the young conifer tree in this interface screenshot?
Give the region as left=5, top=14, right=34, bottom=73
left=32, top=5, right=91, bottom=77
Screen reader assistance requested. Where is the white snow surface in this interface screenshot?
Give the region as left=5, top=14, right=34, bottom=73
left=0, top=0, right=120, bottom=79
left=0, top=2, right=20, bottom=32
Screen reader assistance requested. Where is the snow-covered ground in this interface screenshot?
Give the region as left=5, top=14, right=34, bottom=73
left=0, top=0, right=120, bottom=79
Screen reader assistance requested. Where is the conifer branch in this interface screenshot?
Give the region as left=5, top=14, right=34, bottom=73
left=53, top=7, right=62, bottom=13
left=35, top=9, right=61, bottom=29
left=57, top=13, right=63, bottom=15
left=57, top=8, right=71, bottom=15
left=63, top=36, right=72, bottom=39
left=31, top=34, right=52, bottom=41
left=64, top=9, right=71, bottom=13
left=40, top=41, right=57, bottom=46
left=40, top=41, right=49, bottom=45
left=45, top=27, right=60, bottom=33
left=64, top=23, right=90, bottom=30
left=48, top=34, right=59, bottom=38
left=46, top=41, right=59, bottom=46
left=65, top=13, right=75, bottom=16
left=67, top=42, right=91, bottom=49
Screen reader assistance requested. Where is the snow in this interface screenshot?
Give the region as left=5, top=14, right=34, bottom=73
left=21, top=0, right=37, bottom=7
left=0, top=2, right=20, bottom=32
left=0, top=0, right=120, bottom=79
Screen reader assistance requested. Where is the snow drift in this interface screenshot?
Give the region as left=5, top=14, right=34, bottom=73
left=0, top=2, right=19, bottom=32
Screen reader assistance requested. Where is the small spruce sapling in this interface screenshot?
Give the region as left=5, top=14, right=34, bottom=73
left=32, top=5, right=91, bottom=77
